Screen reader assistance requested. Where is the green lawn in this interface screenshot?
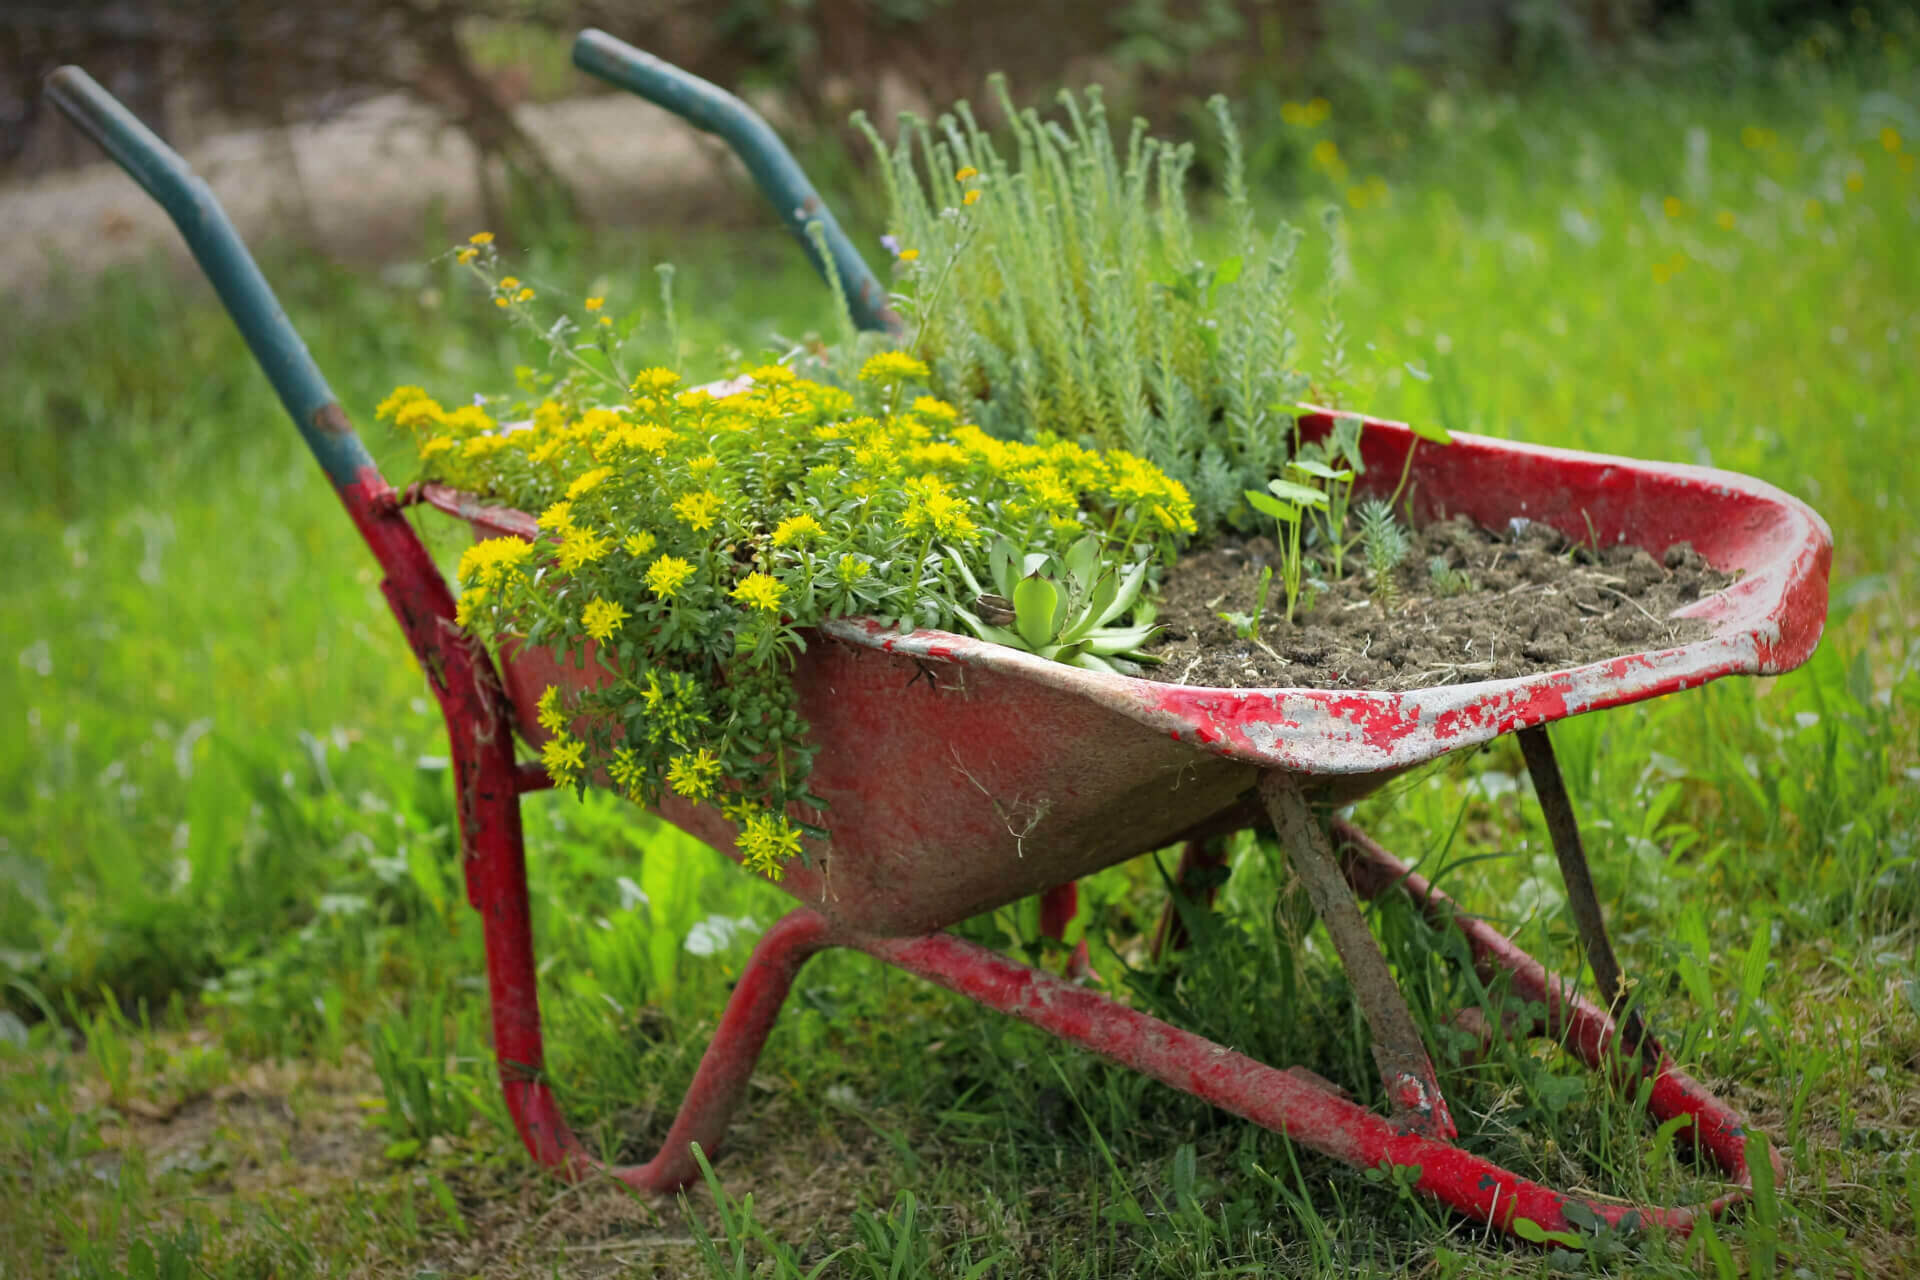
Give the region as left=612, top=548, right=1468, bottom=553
left=2, top=42, right=1916, bottom=1279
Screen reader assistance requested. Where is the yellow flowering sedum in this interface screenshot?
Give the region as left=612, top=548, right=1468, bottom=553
left=390, top=357, right=1192, bottom=880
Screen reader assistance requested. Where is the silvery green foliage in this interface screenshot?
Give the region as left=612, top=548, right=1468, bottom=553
left=855, top=84, right=1321, bottom=535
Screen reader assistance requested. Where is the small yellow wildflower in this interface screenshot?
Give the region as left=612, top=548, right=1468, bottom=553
left=1882, top=126, right=1903, bottom=153
left=454, top=586, right=487, bottom=629
left=499, top=276, right=520, bottom=290
left=581, top=596, right=629, bottom=643
left=536, top=685, right=567, bottom=735
left=747, top=364, right=796, bottom=385
left=963, top=188, right=982, bottom=206
left=608, top=747, right=644, bottom=799
left=1663, top=196, right=1685, bottom=219
left=1311, top=139, right=1341, bottom=169
left=772, top=513, right=824, bottom=547
left=419, top=435, right=455, bottom=459
left=393, top=399, right=445, bottom=433
left=738, top=811, right=803, bottom=879
left=898, top=248, right=920, bottom=262
left=584, top=296, right=604, bottom=311
left=540, top=733, right=586, bottom=788
left=556, top=529, right=612, bottom=572
left=632, top=367, right=681, bottom=395
left=457, top=536, right=533, bottom=589
left=455, top=247, right=478, bottom=265
left=467, top=231, right=494, bottom=245
left=836, top=554, right=870, bottom=583
left=567, top=466, right=613, bottom=499
left=646, top=555, right=696, bottom=599
left=623, top=531, right=657, bottom=558
left=672, top=490, right=722, bottom=532
left=731, top=572, right=786, bottom=613
left=516, top=287, right=534, bottom=302
left=687, top=455, right=719, bottom=475
left=859, top=351, right=931, bottom=384
left=666, top=747, right=722, bottom=801
left=912, top=396, right=960, bottom=424
left=494, top=297, right=509, bottom=308
left=1716, top=209, right=1737, bottom=230
left=538, top=500, right=575, bottom=533
left=955, top=165, right=979, bottom=181
left=1845, top=171, right=1865, bottom=193
left=462, top=434, right=509, bottom=460
left=376, top=385, right=430, bottom=422
left=598, top=315, right=613, bottom=326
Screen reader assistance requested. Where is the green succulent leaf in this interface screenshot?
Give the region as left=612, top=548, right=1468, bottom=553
left=1012, top=574, right=1062, bottom=649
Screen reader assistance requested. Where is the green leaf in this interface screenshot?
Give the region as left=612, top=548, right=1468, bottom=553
left=945, top=546, right=985, bottom=597
left=1213, top=255, right=1244, bottom=288
left=989, top=537, right=1018, bottom=598
left=1096, top=561, right=1150, bottom=627
left=1287, top=458, right=1352, bottom=482
left=1267, top=478, right=1329, bottom=508
left=1245, top=490, right=1298, bottom=522
left=1013, top=575, right=1061, bottom=649
left=1410, top=418, right=1454, bottom=444
left=1064, top=535, right=1102, bottom=594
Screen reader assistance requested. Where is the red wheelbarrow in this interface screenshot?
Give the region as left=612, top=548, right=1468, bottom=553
left=47, top=31, right=1830, bottom=1245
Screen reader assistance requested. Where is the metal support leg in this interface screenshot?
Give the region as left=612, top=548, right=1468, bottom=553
left=1516, top=726, right=1654, bottom=1062
left=1259, top=773, right=1456, bottom=1138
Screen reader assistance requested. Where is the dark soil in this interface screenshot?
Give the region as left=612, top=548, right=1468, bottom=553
left=1146, top=515, right=1736, bottom=690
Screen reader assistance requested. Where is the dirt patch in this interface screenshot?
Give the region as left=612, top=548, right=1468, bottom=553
left=1147, top=515, right=1735, bottom=690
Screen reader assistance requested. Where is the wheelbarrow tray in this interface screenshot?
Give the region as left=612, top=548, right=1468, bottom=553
left=431, top=410, right=1832, bottom=938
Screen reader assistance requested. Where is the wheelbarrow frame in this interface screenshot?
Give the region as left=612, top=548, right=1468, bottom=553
left=44, top=32, right=1831, bottom=1245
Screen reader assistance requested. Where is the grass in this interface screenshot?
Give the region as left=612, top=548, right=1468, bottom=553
left=4, top=36, right=1918, bottom=1279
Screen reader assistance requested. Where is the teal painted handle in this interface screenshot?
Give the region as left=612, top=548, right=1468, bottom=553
left=43, top=66, right=376, bottom=490
left=572, top=28, right=899, bottom=336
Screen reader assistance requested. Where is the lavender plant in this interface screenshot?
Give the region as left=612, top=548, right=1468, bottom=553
left=856, top=85, right=1320, bottom=534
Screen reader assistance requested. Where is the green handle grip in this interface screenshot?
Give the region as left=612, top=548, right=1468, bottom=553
left=572, top=28, right=899, bottom=336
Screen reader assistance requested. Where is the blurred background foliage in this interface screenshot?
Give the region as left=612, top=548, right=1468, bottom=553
left=5, top=0, right=1911, bottom=218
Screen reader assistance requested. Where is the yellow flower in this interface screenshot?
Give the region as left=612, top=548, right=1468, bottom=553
left=836, top=554, right=870, bottom=583
left=581, top=596, right=629, bottom=643
left=556, top=529, right=611, bottom=571
left=731, top=571, right=786, bottom=613
left=687, top=455, right=719, bottom=475
left=393, top=399, right=445, bottom=433
left=739, top=811, right=803, bottom=879
left=1663, top=196, right=1685, bottom=219
left=1716, top=209, right=1737, bottom=230
left=608, top=747, right=644, bottom=799
left=462, top=434, right=509, bottom=460
left=516, top=287, right=534, bottom=302
left=772, top=513, right=823, bottom=547
left=1311, top=139, right=1341, bottom=169
left=646, top=555, right=696, bottom=599
left=747, top=364, right=796, bottom=385
left=456, top=247, right=477, bottom=265
left=598, top=315, right=613, bottom=327
left=955, top=165, right=979, bottom=181
left=419, top=435, right=455, bottom=459
left=454, top=586, right=487, bottom=629
left=376, top=385, right=430, bottom=423
left=859, top=351, right=931, bottom=385
left=467, top=231, right=494, bottom=245
left=584, top=296, right=604, bottom=311
left=672, top=490, right=722, bottom=532
left=538, top=500, right=575, bottom=533
left=912, top=396, right=959, bottom=423
left=457, top=536, right=533, bottom=589
left=963, top=188, right=982, bottom=206
left=623, top=531, right=657, bottom=558
left=567, top=466, right=613, bottom=499
left=540, top=733, right=586, bottom=788
left=499, top=276, right=520, bottom=290
left=632, top=367, right=681, bottom=395
left=1845, top=171, right=1865, bottom=193
left=898, top=248, right=920, bottom=262
left=536, top=685, right=567, bottom=735
left=494, top=297, right=509, bottom=309
left=666, top=748, right=722, bottom=801
left=1882, top=126, right=1903, bottom=153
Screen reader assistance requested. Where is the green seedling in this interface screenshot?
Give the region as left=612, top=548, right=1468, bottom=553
left=948, top=534, right=1161, bottom=672
left=1356, top=499, right=1411, bottom=605
left=1244, top=475, right=1329, bottom=626
left=1427, top=555, right=1472, bottom=598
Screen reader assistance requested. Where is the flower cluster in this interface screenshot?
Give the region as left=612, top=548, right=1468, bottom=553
left=382, top=348, right=1193, bottom=880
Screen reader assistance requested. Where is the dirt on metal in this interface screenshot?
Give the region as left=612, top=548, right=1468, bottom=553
left=1148, top=515, right=1735, bottom=691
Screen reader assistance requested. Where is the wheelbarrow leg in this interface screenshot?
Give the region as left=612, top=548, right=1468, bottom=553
left=1259, top=773, right=1456, bottom=1139
left=1516, top=726, right=1656, bottom=1064
left=458, top=745, right=831, bottom=1189
left=1037, top=882, right=1095, bottom=981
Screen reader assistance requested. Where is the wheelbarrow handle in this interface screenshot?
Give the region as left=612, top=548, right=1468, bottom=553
left=571, top=28, right=900, bottom=337
left=41, top=66, right=376, bottom=491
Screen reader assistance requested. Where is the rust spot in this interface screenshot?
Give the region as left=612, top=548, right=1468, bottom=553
left=312, top=401, right=355, bottom=436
